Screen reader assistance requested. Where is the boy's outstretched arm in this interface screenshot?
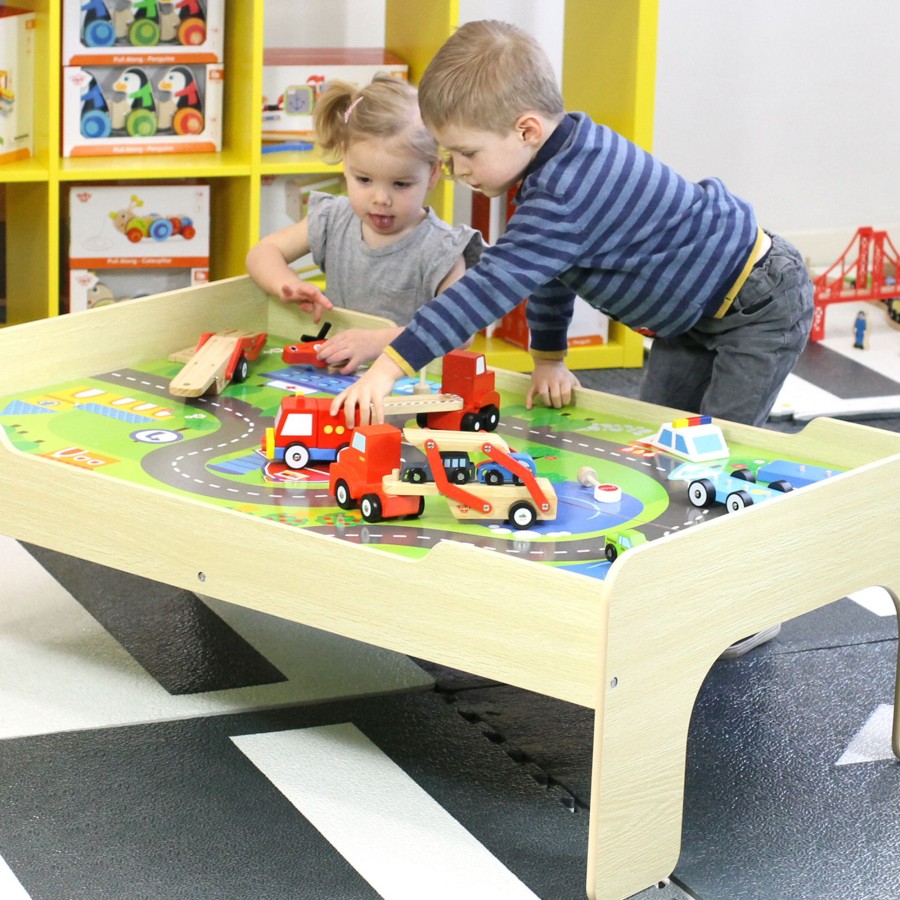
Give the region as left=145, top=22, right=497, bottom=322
left=526, top=357, right=580, bottom=409
left=330, top=353, right=405, bottom=427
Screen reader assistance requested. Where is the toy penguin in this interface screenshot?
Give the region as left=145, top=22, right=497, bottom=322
left=157, top=65, right=204, bottom=134
left=112, top=67, right=158, bottom=136
left=80, top=73, right=113, bottom=138
left=160, top=0, right=206, bottom=46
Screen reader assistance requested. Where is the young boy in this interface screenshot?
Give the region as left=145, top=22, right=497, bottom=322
left=332, top=19, right=813, bottom=428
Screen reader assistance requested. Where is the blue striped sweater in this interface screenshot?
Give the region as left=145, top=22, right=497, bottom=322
left=390, top=112, right=757, bottom=372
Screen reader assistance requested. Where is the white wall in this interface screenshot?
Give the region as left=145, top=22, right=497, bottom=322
left=653, top=0, right=900, bottom=263
left=260, top=1, right=900, bottom=264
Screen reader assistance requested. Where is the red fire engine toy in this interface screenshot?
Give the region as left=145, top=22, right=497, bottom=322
left=263, top=395, right=358, bottom=469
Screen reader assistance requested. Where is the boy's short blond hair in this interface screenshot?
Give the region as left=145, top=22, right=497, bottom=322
left=418, top=20, right=565, bottom=135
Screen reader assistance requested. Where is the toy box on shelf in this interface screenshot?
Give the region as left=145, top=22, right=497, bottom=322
left=62, top=61, right=223, bottom=156
left=262, top=48, right=408, bottom=141
left=63, top=0, right=225, bottom=65
left=67, top=183, right=209, bottom=313
left=0, top=6, right=34, bottom=165
left=491, top=297, right=609, bottom=352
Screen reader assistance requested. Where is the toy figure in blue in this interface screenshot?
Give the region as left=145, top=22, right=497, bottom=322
left=853, top=310, right=868, bottom=349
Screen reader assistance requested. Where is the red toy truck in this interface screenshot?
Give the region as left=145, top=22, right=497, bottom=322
left=329, top=424, right=424, bottom=521
left=417, top=349, right=501, bottom=432
left=263, top=395, right=358, bottom=469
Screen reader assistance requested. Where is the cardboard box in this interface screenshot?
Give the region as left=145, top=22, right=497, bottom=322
left=0, top=6, right=34, bottom=165
left=62, top=62, right=223, bottom=157
left=492, top=297, right=609, bottom=351
left=63, top=0, right=225, bottom=65
left=68, top=183, right=210, bottom=312
left=69, top=267, right=207, bottom=312
left=262, top=48, right=408, bottom=140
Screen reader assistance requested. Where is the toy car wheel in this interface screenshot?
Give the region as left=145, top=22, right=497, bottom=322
left=449, top=468, right=470, bottom=485
left=284, top=443, right=311, bottom=470
left=731, top=468, right=756, bottom=483
left=232, top=356, right=250, bottom=383
left=484, top=469, right=504, bottom=486
left=480, top=405, right=500, bottom=431
left=460, top=412, right=482, bottom=432
left=130, top=18, right=160, bottom=45
left=416, top=413, right=428, bottom=428
left=768, top=479, right=793, bottom=493
left=405, top=467, right=427, bottom=484
left=508, top=501, right=537, bottom=529
left=725, top=490, right=753, bottom=513
left=334, top=480, right=355, bottom=510
left=81, top=110, right=112, bottom=139
left=83, top=19, right=116, bottom=47
left=173, top=107, right=204, bottom=135
left=605, top=543, right=618, bottom=563
left=360, top=494, right=383, bottom=523
left=149, top=218, right=174, bottom=241
left=178, top=18, right=206, bottom=46
left=688, top=478, right=716, bottom=508
left=126, top=108, right=158, bottom=137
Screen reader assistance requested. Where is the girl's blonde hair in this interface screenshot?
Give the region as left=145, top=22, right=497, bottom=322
left=314, top=73, right=439, bottom=165
left=419, top=20, right=564, bottom=135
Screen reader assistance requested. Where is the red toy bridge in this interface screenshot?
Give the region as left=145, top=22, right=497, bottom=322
left=811, top=226, right=900, bottom=340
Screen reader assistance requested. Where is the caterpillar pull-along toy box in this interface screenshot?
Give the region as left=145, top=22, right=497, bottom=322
left=67, top=183, right=210, bottom=312
left=0, top=6, right=34, bottom=165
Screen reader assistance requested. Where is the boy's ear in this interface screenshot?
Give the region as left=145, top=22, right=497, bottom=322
left=515, top=113, right=546, bottom=146
left=427, top=159, right=442, bottom=190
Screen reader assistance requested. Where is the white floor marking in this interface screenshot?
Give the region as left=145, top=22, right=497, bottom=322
left=0, top=535, right=430, bottom=739
left=233, top=724, right=542, bottom=900
left=847, top=586, right=897, bottom=617
left=772, top=301, right=900, bottom=421
left=836, top=704, right=896, bottom=765
left=0, top=854, right=31, bottom=899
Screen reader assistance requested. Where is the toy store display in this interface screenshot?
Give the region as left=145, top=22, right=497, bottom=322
left=0, top=6, right=34, bottom=165
left=63, top=61, right=223, bottom=156
left=262, top=47, right=407, bottom=141
left=63, top=0, right=225, bottom=65
left=68, top=184, right=209, bottom=312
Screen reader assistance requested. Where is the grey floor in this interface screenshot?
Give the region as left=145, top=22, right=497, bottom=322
left=1, top=343, right=899, bottom=900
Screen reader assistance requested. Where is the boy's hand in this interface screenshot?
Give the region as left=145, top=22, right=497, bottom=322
left=317, top=327, right=401, bottom=375
left=526, top=357, right=580, bottom=409
left=278, top=280, right=334, bottom=323
left=330, top=353, right=405, bottom=427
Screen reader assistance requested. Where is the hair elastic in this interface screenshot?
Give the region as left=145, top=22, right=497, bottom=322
left=343, top=96, right=363, bottom=123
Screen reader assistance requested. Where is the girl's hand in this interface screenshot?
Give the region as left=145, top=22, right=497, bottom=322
left=317, top=327, right=402, bottom=374
left=330, top=354, right=405, bottom=428
left=526, top=357, right=580, bottom=409
left=279, top=280, right=334, bottom=323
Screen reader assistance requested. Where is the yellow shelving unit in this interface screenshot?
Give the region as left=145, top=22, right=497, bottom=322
left=2, top=0, right=655, bottom=375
